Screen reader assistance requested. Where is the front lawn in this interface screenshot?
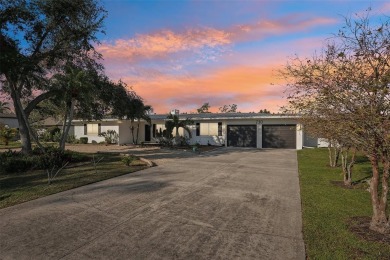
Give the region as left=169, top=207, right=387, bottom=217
left=298, top=148, right=390, bottom=259
left=0, top=153, right=148, bottom=209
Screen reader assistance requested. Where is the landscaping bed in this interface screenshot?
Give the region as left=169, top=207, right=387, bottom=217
left=298, top=148, right=390, bottom=259
left=0, top=152, right=148, bottom=209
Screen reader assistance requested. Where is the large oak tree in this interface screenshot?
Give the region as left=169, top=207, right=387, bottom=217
left=0, top=0, right=106, bottom=154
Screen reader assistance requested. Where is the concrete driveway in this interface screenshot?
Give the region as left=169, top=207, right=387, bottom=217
left=0, top=148, right=305, bottom=260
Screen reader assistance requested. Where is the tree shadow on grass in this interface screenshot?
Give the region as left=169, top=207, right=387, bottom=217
left=348, top=216, right=390, bottom=245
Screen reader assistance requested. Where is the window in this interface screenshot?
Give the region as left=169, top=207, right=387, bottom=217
left=87, top=123, right=100, bottom=135
left=218, top=122, right=222, bottom=136
left=152, top=124, right=156, bottom=138
left=196, top=123, right=200, bottom=136
left=200, top=123, right=218, bottom=136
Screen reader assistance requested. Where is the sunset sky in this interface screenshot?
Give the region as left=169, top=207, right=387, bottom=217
left=97, top=0, right=389, bottom=114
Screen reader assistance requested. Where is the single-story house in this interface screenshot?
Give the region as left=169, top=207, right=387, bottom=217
left=73, top=112, right=320, bottom=149
left=0, top=113, right=18, bottom=128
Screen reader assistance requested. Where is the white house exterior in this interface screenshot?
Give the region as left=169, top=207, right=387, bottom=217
left=73, top=113, right=321, bottom=149
left=73, top=118, right=147, bottom=145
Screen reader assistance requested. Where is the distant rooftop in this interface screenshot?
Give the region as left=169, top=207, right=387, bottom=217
left=0, top=113, right=16, bottom=118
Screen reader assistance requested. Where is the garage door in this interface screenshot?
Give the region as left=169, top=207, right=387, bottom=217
left=262, top=125, right=296, bottom=148
left=227, top=125, right=257, bottom=147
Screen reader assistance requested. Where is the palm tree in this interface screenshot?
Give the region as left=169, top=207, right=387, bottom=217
left=125, top=97, right=152, bottom=144
left=53, top=65, right=92, bottom=150
left=0, top=101, right=11, bottom=113
left=165, top=114, right=194, bottom=145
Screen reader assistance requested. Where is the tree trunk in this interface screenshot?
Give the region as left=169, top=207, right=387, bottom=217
left=175, top=127, right=180, bottom=145
left=130, top=120, right=135, bottom=144
left=341, top=147, right=355, bottom=186
left=60, top=99, right=75, bottom=150
left=135, top=121, right=140, bottom=144
left=328, top=141, right=339, bottom=167
left=368, top=152, right=390, bottom=234
left=10, top=84, right=32, bottom=154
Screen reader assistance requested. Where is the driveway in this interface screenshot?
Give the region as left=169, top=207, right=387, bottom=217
left=0, top=148, right=305, bottom=259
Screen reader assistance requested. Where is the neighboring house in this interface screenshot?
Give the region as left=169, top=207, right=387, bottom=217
left=0, top=113, right=18, bottom=128
left=73, top=112, right=322, bottom=149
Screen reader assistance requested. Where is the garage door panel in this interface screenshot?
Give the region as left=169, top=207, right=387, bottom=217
left=227, top=125, right=256, bottom=147
left=262, top=125, right=296, bottom=149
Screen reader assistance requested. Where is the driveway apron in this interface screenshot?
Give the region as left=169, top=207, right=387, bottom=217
left=0, top=148, right=305, bottom=259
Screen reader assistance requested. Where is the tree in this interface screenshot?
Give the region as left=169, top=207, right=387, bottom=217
left=259, top=109, right=271, bottom=114
left=165, top=114, right=194, bottom=144
left=283, top=12, right=390, bottom=233
left=219, top=104, right=238, bottom=113
left=0, top=0, right=106, bottom=154
left=0, top=101, right=10, bottom=113
left=197, top=103, right=211, bottom=113
left=51, top=65, right=95, bottom=150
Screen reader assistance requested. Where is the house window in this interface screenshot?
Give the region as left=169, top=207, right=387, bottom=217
left=218, top=122, right=222, bottom=136
left=196, top=123, right=200, bottom=136
left=84, top=124, right=87, bottom=135
left=200, top=123, right=218, bottom=136
left=87, top=123, right=100, bottom=135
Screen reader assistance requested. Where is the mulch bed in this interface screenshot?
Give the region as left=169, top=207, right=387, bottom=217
left=348, top=216, right=390, bottom=244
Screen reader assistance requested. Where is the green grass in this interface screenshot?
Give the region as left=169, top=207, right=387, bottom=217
left=0, top=141, right=22, bottom=149
left=0, top=153, right=148, bottom=209
left=298, top=148, right=390, bottom=259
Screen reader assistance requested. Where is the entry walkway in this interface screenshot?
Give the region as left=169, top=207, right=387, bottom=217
left=0, top=148, right=305, bottom=259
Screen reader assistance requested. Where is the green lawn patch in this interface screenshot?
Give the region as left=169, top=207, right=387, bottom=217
left=0, top=153, right=148, bottom=209
left=298, top=148, right=390, bottom=259
left=0, top=141, right=22, bottom=149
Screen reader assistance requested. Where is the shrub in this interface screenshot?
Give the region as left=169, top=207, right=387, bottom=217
left=99, top=130, right=119, bottom=144
left=66, top=134, right=77, bottom=144
left=121, top=155, right=138, bottom=166
left=156, top=137, right=174, bottom=147
left=80, top=137, right=88, bottom=144
left=0, top=147, right=91, bottom=174
left=175, top=136, right=190, bottom=147
left=0, top=124, right=18, bottom=145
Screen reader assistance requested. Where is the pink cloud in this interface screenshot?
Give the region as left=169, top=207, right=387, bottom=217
left=97, top=15, right=337, bottom=65
left=97, top=28, right=231, bottom=63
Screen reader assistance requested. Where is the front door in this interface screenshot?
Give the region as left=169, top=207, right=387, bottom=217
left=145, top=125, right=151, bottom=141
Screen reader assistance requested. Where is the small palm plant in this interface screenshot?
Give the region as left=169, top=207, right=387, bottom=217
left=165, top=114, right=194, bottom=146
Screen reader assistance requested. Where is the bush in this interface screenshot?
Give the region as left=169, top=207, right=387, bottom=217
left=80, top=137, right=88, bottom=144
left=175, top=136, right=190, bottom=147
left=66, top=134, right=77, bottom=144
left=0, top=147, right=90, bottom=174
left=156, top=137, right=174, bottom=147
left=0, top=124, right=18, bottom=145
left=99, top=130, right=119, bottom=144
left=121, top=155, right=138, bottom=166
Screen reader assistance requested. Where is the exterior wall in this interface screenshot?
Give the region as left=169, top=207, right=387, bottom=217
left=150, top=117, right=303, bottom=149
left=74, top=122, right=119, bottom=144
left=0, top=117, right=19, bottom=128
left=118, top=121, right=146, bottom=145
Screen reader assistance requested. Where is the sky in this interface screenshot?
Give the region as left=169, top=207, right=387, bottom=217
left=97, top=0, right=390, bottom=114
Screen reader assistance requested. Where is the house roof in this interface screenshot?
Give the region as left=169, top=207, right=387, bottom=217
left=149, top=113, right=298, bottom=121
left=0, top=113, right=17, bottom=119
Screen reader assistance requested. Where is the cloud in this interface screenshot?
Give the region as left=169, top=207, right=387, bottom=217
left=121, top=64, right=287, bottom=113
left=97, top=15, right=337, bottom=65
left=97, top=27, right=231, bottom=63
